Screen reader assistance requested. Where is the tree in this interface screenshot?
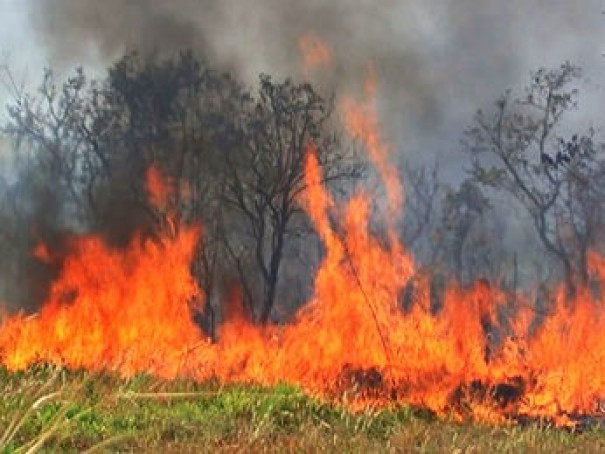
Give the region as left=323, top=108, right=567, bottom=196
left=101, top=51, right=255, bottom=337
left=462, top=62, right=605, bottom=292
left=436, top=180, right=502, bottom=284
left=3, top=67, right=112, bottom=229
left=1, top=51, right=363, bottom=329
left=401, top=160, right=440, bottom=257
left=221, top=75, right=362, bottom=324
left=0, top=66, right=121, bottom=311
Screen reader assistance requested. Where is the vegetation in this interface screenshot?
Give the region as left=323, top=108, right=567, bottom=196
left=2, top=49, right=605, bottom=452
left=0, top=51, right=362, bottom=324
left=1, top=51, right=605, bottom=321
left=1, top=366, right=605, bottom=452
left=462, top=63, right=605, bottom=292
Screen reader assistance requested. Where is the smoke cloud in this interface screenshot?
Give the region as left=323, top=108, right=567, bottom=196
left=2, top=0, right=602, bottom=312
left=26, top=0, right=605, bottom=168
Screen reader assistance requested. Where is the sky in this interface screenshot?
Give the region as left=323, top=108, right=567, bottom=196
left=1, top=1, right=605, bottom=174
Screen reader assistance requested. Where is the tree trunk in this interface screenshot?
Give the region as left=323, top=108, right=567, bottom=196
left=562, top=257, right=576, bottom=299
left=259, top=223, right=286, bottom=324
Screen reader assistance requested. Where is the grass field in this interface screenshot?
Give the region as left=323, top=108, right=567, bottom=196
left=2, top=365, right=605, bottom=452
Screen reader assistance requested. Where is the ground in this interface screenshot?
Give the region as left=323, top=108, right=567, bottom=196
left=2, top=365, right=605, bottom=452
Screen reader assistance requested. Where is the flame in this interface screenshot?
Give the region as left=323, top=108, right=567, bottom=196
left=0, top=166, right=201, bottom=378
left=3, top=70, right=605, bottom=427
left=0, top=226, right=202, bottom=377
left=342, top=65, right=403, bottom=222
left=298, top=33, right=333, bottom=75
left=32, top=241, right=52, bottom=264
left=146, top=165, right=171, bottom=210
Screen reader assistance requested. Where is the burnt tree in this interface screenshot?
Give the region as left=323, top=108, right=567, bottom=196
left=222, top=75, right=361, bottom=324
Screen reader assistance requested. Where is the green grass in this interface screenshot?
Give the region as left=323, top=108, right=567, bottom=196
left=2, top=365, right=605, bottom=452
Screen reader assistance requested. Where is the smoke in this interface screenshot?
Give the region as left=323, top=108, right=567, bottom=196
left=4, top=0, right=603, bottom=312
left=26, top=1, right=605, bottom=169
left=28, top=1, right=206, bottom=63
left=21, top=2, right=456, bottom=155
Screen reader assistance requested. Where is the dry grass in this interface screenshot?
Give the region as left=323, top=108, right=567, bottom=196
left=2, top=365, right=605, bottom=452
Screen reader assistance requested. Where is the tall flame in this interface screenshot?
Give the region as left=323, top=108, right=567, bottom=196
left=3, top=72, right=605, bottom=427
left=0, top=227, right=202, bottom=378
left=342, top=65, right=403, bottom=221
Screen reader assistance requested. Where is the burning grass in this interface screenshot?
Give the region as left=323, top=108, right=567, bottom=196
left=4, top=70, right=605, bottom=438
left=2, top=366, right=605, bottom=452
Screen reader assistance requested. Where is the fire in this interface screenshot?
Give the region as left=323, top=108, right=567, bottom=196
left=146, top=165, right=171, bottom=210
left=3, top=70, right=605, bottom=428
left=0, top=227, right=202, bottom=377
left=32, top=241, right=52, bottom=264
left=298, top=33, right=333, bottom=75
left=342, top=65, right=404, bottom=222
left=0, top=168, right=202, bottom=377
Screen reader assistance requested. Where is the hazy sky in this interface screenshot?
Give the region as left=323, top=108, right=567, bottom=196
left=1, top=1, right=605, bottom=173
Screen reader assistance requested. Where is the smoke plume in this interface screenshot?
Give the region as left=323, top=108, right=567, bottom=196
left=2, top=0, right=602, bottom=313
left=27, top=0, right=605, bottom=167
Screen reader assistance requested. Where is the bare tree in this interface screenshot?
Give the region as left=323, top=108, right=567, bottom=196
left=3, top=67, right=113, bottom=228
left=222, top=75, right=362, bottom=324
left=462, top=62, right=605, bottom=292
left=401, top=159, right=440, bottom=256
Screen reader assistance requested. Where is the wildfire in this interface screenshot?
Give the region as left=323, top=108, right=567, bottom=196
left=2, top=70, right=605, bottom=428
left=0, top=169, right=202, bottom=377
left=298, top=33, right=333, bottom=75
left=146, top=165, right=171, bottom=210
left=342, top=65, right=403, bottom=221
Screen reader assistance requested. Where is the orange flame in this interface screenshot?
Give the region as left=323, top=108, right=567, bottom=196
left=0, top=226, right=202, bottom=378
left=298, top=33, right=333, bottom=75
left=32, top=241, right=52, bottom=264
left=342, top=66, right=403, bottom=222
left=3, top=72, right=605, bottom=428
left=146, top=165, right=171, bottom=210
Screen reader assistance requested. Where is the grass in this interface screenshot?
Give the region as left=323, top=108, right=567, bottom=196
left=2, top=366, right=605, bottom=452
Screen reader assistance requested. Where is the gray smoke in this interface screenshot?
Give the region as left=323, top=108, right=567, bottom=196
left=29, top=1, right=205, bottom=62
left=6, top=0, right=604, bottom=310
left=25, top=0, right=605, bottom=169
